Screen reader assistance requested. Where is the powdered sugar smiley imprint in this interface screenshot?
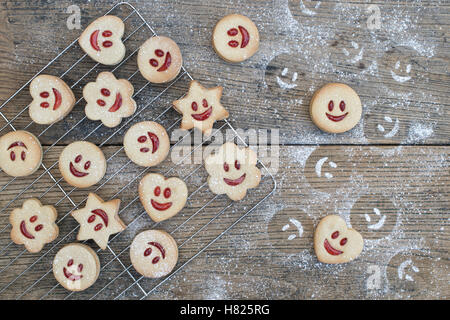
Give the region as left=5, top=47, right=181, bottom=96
left=79, top=15, right=126, bottom=65
left=83, top=72, right=136, bottom=128
left=10, top=198, right=58, bottom=253
left=53, top=243, right=100, bottom=292
left=59, top=141, right=106, bottom=188
left=212, top=14, right=259, bottom=63
left=310, top=83, right=362, bottom=133
left=137, top=36, right=182, bottom=83
left=0, top=130, right=43, bottom=177
left=205, top=142, right=261, bottom=201
left=124, top=121, right=170, bottom=167
left=139, top=173, right=188, bottom=223
left=130, top=230, right=178, bottom=278
left=71, top=193, right=126, bottom=250
left=173, top=80, right=229, bottom=135
left=314, top=215, right=363, bottom=264
left=29, top=75, right=75, bottom=125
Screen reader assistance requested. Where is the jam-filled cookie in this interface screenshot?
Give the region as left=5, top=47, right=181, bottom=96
left=123, top=121, right=170, bottom=167
left=10, top=198, right=58, bottom=253
left=53, top=243, right=101, bottom=291
left=130, top=230, right=178, bottom=278
left=0, top=130, right=43, bottom=177
left=137, top=36, right=183, bottom=83
left=83, top=72, right=136, bottom=128
left=79, top=15, right=126, bottom=65
left=29, top=75, right=75, bottom=125
left=310, top=83, right=362, bottom=134
left=314, top=215, right=364, bottom=264
left=173, top=80, right=229, bottom=135
left=71, top=193, right=126, bottom=250
left=59, top=141, right=107, bottom=188
left=138, top=173, right=188, bottom=223
left=212, top=14, right=259, bottom=63
left=205, top=142, right=261, bottom=201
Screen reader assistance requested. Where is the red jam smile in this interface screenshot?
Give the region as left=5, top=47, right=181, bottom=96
left=20, top=220, right=35, bottom=239
left=108, top=92, right=123, bottom=112
left=191, top=106, right=212, bottom=121
left=90, top=30, right=100, bottom=51
left=323, top=239, right=343, bottom=256
left=223, top=173, right=246, bottom=186
left=69, top=159, right=89, bottom=178
left=151, top=199, right=172, bottom=211
left=326, top=113, right=348, bottom=122
left=157, top=52, right=171, bottom=72
left=52, top=88, right=62, bottom=110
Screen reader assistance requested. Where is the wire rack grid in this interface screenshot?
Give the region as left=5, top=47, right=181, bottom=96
left=0, top=2, right=276, bottom=299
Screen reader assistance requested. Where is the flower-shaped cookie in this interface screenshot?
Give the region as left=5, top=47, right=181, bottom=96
left=205, top=142, right=261, bottom=201
left=173, top=80, right=229, bottom=135
left=83, top=72, right=136, bottom=128
left=71, top=193, right=126, bottom=250
left=10, top=198, right=59, bottom=253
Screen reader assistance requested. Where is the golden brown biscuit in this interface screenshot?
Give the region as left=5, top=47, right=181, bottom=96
left=212, top=14, right=259, bottom=63
left=310, top=83, right=362, bottom=133
left=10, top=198, right=58, bottom=253
left=314, top=215, right=364, bottom=264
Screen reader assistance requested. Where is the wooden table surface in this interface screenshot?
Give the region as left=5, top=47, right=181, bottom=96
left=0, top=0, right=448, bottom=300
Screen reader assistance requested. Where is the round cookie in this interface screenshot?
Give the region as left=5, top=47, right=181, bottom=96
left=0, top=130, right=43, bottom=177
left=59, top=141, right=106, bottom=188
left=130, top=230, right=178, bottom=278
left=137, top=36, right=182, bottom=83
left=78, top=15, right=126, bottom=65
left=9, top=198, right=59, bottom=253
left=212, top=14, right=259, bottom=63
left=138, top=173, right=188, bottom=223
left=310, top=83, right=362, bottom=133
left=314, top=215, right=364, bottom=264
left=29, top=75, right=76, bottom=125
left=123, top=121, right=170, bottom=167
left=53, top=243, right=100, bottom=292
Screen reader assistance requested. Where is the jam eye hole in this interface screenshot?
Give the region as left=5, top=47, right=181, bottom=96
left=138, top=135, right=147, bottom=143
left=67, top=259, right=74, bottom=267
left=202, top=99, right=208, bottom=108
left=75, top=155, right=82, bottom=163
left=84, top=161, right=91, bottom=170
left=164, top=188, right=171, bottom=198
left=340, top=238, right=348, bottom=246
left=223, top=162, right=230, bottom=172
left=328, top=100, right=334, bottom=112
left=227, top=28, right=238, bottom=36
left=235, top=160, right=241, bottom=170
left=191, top=102, right=198, bottom=111
left=339, top=101, right=346, bottom=112
left=78, top=264, right=83, bottom=272
left=331, top=231, right=339, bottom=239
left=155, top=49, right=164, bottom=57
left=154, top=186, right=161, bottom=197
left=30, top=215, right=38, bottom=223
left=101, top=88, right=110, bottom=97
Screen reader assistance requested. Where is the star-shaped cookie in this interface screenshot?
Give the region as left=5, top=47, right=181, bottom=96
left=71, top=193, right=126, bottom=250
left=173, top=80, right=229, bottom=135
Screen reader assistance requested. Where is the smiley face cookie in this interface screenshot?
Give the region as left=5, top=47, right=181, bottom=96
left=212, top=14, right=259, bottom=63
left=137, top=36, right=183, bottom=84
left=29, top=75, right=75, bottom=125
left=139, top=173, right=188, bottom=223
left=314, top=215, right=364, bottom=264
left=59, top=141, right=106, bottom=188
left=83, top=72, right=136, bottom=128
left=53, top=243, right=100, bottom=292
left=10, top=198, right=58, bottom=253
left=310, top=83, right=362, bottom=133
left=130, top=230, right=178, bottom=278
left=0, top=130, right=42, bottom=177
left=173, top=80, right=229, bottom=135
left=123, top=121, right=170, bottom=167
left=71, top=193, right=126, bottom=250
left=205, top=142, right=261, bottom=201
left=78, top=15, right=126, bottom=65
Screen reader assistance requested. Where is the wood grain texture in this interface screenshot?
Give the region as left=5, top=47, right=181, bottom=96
left=0, top=0, right=448, bottom=300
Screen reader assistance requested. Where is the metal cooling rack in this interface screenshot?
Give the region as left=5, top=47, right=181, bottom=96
left=0, top=2, right=276, bottom=299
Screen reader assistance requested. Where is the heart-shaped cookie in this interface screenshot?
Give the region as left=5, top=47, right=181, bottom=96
left=29, top=75, right=75, bottom=125
left=79, top=15, right=126, bottom=65
left=139, top=173, right=188, bottom=223
left=314, top=215, right=363, bottom=264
